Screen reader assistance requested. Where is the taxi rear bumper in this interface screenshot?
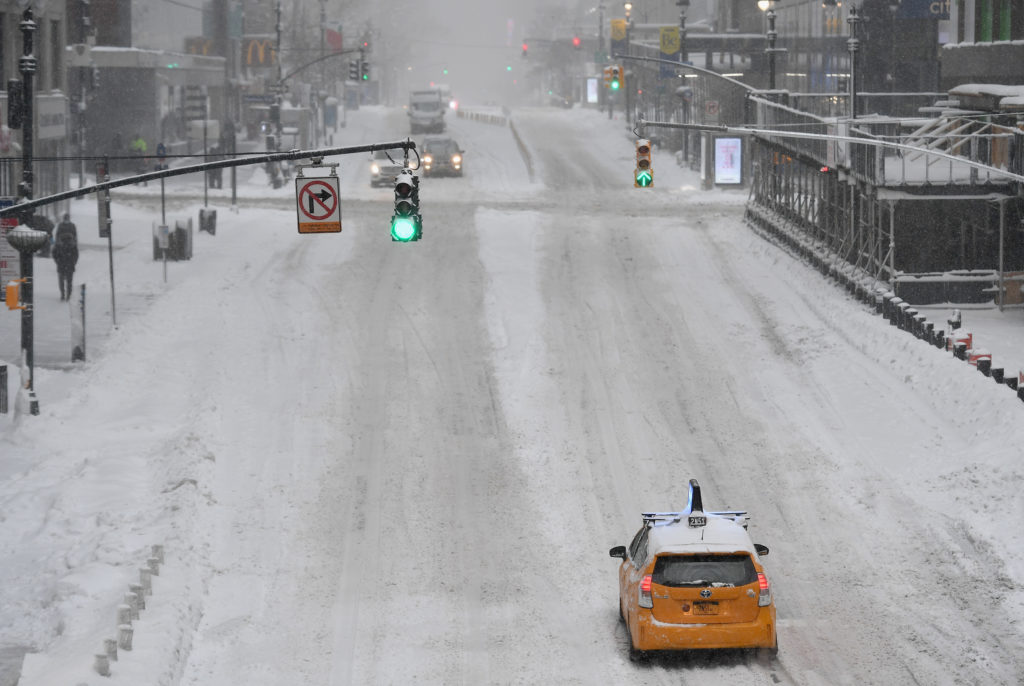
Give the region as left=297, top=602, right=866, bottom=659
left=634, top=607, right=777, bottom=651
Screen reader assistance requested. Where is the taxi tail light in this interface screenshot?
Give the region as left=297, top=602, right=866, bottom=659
left=757, top=572, right=771, bottom=607
left=639, top=574, right=653, bottom=608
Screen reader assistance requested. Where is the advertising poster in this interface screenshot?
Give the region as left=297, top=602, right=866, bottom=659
left=714, top=137, right=743, bottom=185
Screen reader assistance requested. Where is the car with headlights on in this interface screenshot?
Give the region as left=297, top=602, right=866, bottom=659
left=420, top=136, right=464, bottom=177
left=369, top=149, right=404, bottom=187
left=609, top=479, right=778, bottom=661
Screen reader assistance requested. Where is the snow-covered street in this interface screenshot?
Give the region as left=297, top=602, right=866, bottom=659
left=2, top=104, right=1024, bottom=685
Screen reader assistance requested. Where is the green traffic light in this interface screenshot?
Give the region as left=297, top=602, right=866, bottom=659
left=506, top=65, right=512, bottom=72
left=391, top=216, right=418, bottom=242
left=611, top=80, right=620, bottom=91
left=634, top=169, right=653, bottom=187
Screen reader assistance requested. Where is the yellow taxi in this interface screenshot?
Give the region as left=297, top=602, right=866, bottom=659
left=609, top=479, right=778, bottom=660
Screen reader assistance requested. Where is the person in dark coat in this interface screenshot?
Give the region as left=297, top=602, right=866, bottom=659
left=52, top=213, right=79, bottom=301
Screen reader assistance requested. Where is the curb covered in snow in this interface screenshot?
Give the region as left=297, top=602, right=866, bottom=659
left=91, top=544, right=165, bottom=678
left=745, top=203, right=1024, bottom=403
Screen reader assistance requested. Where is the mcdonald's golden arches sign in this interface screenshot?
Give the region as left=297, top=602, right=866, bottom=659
left=243, top=38, right=277, bottom=67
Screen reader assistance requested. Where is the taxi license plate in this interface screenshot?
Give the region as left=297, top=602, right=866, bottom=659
left=693, top=602, right=719, bottom=616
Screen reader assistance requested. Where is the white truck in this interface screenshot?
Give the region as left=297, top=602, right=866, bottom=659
left=408, top=88, right=446, bottom=134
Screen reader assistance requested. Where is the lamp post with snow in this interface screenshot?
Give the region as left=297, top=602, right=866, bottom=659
left=848, top=2, right=862, bottom=118
left=624, top=2, right=633, bottom=124
left=758, top=0, right=780, bottom=90
left=6, top=225, right=49, bottom=415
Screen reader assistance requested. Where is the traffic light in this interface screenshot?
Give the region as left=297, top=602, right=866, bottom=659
left=361, top=61, right=370, bottom=81
left=391, top=169, right=422, bottom=242
left=521, top=42, right=528, bottom=58
left=572, top=36, right=581, bottom=49
left=348, top=59, right=359, bottom=80
left=634, top=138, right=653, bottom=188
left=610, top=66, right=622, bottom=91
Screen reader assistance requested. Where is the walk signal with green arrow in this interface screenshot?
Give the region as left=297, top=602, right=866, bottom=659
left=634, top=138, right=653, bottom=188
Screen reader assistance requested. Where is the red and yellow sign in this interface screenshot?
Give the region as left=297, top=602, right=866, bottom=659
left=243, top=38, right=277, bottom=67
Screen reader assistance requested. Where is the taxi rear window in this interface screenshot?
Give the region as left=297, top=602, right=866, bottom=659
left=652, top=554, right=756, bottom=587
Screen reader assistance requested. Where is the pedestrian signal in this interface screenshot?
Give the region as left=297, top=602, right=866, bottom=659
left=5, top=279, right=25, bottom=310
left=634, top=138, right=653, bottom=188
left=391, top=169, right=422, bottom=242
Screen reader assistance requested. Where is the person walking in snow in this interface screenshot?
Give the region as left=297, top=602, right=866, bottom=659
left=52, top=213, right=79, bottom=301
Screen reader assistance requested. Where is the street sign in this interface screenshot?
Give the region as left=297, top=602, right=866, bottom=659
left=705, top=99, right=720, bottom=124
left=295, top=176, right=342, bottom=234
left=0, top=198, right=18, bottom=284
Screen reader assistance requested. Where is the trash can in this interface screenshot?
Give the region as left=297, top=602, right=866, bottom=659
left=199, top=208, right=217, bottom=236
left=170, top=218, right=193, bottom=260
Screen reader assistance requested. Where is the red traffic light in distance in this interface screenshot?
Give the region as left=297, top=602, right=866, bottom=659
left=521, top=42, right=528, bottom=57
left=572, top=36, right=581, bottom=48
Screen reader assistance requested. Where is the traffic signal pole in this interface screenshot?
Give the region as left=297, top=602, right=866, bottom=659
left=0, top=140, right=420, bottom=219
left=631, top=117, right=1024, bottom=185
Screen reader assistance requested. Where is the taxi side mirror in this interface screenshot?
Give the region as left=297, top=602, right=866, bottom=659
left=609, top=545, right=627, bottom=559
left=754, top=544, right=769, bottom=557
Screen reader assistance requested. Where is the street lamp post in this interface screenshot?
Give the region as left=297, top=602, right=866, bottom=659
left=7, top=226, right=49, bottom=415
left=758, top=0, right=781, bottom=91
left=18, top=9, right=36, bottom=205
left=624, top=2, right=632, bottom=124
left=677, top=0, right=688, bottom=64
left=848, top=3, right=861, bottom=119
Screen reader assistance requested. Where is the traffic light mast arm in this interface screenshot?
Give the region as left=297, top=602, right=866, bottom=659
left=279, top=47, right=363, bottom=84
left=0, top=140, right=419, bottom=218
left=613, top=52, right=749, bottom=86
left=633, top=117, right=1024, bottom=185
